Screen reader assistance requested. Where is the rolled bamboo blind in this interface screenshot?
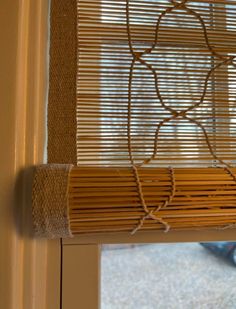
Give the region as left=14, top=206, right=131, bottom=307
left=33, top=0, right=236, bottom=238
left=69, top=166, right=236, bottom=234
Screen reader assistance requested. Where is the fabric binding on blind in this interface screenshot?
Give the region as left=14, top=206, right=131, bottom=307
left=47, top=0, right=77, bottom=164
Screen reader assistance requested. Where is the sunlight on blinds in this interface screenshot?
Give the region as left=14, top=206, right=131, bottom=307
left=77, top=0, right=236, bottom=168
left=32, top=0, right=236, bottom=238
left=66, top=0, right=236, bottom=234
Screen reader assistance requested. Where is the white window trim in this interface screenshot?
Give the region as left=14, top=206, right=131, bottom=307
left=64, top=229, right=236, bottom=245
left=0, top=1, right=60, bottom=308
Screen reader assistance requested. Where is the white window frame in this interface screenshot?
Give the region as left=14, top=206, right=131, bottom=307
left=0, top=1, right=60, bottom=308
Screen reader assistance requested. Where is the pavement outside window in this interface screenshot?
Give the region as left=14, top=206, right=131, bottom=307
left=102, top=243, right=236, bottom=309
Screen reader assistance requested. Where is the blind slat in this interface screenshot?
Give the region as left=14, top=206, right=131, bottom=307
left=44, top=0, right=235, bottom=236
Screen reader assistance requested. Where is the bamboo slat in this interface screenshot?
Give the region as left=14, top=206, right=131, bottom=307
left=77, top=0, right=236, bottom=168
left=68, top=167, right=236, bottom=234
left=73, top=0, right=236, bottom=234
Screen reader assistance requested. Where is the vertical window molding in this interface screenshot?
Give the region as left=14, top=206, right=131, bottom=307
left=0, top=1, right=60, bottom=309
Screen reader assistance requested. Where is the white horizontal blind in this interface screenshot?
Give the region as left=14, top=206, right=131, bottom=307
left=77, top=0, right=236, bottom=168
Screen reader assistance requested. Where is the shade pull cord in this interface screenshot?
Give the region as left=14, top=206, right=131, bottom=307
left=125, top=0, right=236, bottom=234
left=131, top=167, right=176, bottom=235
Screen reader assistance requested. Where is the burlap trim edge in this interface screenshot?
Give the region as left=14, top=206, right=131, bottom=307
left=32, top=164, right=74, bottom=238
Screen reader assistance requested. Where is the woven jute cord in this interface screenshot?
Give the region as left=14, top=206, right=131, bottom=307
left=48, top=0, right=77, bottom=164
left=124, top=0, right=236, bottom=234
left=32, top=164, right=74, bottom=238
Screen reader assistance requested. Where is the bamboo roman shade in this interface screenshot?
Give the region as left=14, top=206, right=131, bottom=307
left=33, top=0, right=236, bottom=238
left=76, top=0, right=236, bottom=168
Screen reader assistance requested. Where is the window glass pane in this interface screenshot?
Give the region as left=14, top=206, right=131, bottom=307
left=102, top=243, right=236, bottom=308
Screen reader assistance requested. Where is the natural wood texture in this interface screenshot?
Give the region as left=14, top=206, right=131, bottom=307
left=65, top=0, right=236, bottom=236
left=68, top=166, right=236, bottom=234
left=77, top=0, right=236, bottom=168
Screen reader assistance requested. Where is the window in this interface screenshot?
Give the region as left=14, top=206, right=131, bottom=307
left=35, top=0, right=236, bottom=238
left=77, top=0, right=236, bottom=168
